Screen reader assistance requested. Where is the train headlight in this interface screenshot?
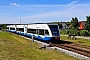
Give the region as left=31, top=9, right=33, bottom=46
left=55, top=37, right=59, bottom=40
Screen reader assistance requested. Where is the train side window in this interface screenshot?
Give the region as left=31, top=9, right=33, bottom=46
left=39, top=29, right=44, bottom=35
left=7, top=27, right=9, bottom=30
left=27, top=29, right=36, bottom=34
left=16, top=28, right=24, bottom=32
left=10, top=28, right=15, bottom=30
left=45, top=30, right=49, bottom=35
left=36, top=29, right=38, bottom=34
left=16, top=28, right=19, bottom=31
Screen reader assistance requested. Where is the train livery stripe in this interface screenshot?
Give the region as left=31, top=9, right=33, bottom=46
left=8, top=30, right=52, bottom=41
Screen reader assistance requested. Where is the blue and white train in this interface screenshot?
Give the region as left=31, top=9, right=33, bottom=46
left=7, top=23, right=60, bottom=42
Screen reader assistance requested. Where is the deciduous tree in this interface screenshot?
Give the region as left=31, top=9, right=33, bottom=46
left=85, top=16, right=90, bottom=31
left=71, top=17, right=79, bottom=29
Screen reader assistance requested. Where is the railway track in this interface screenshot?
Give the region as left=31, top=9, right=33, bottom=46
left=50, top=40, right=90, bottom=57
left=15, top=33, right=90, bottom=58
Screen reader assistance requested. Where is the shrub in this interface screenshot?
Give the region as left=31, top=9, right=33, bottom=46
left=88, top=31, right=90, bottom=36
left=60, top=29, right=90, bottom=36
left=80, top=30, right=89, bottom=36
left=60, top=30, right=67, bottom=35
left=60, top=29, right=77, bottom=35
left=68, top=29, right=75, bottom=35
left=76, top=30, right=80, bottom=36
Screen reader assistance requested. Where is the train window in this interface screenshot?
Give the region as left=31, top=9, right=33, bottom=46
left=7, top=27, right=9, bottom=30
left=39, top=29, right=44, bottom=35
left=16, top=28, right=24, bottom=32
left=36, top=29, right=38, bottom=34
left=10, top=28, right=15, bottom=30
left=48, top=25, right=58, bottom=28
left=48, top=25, right=59, bottom=36
left=27, top=29, right=36, bottom=34
left=45, top=30, right=49, bottom=35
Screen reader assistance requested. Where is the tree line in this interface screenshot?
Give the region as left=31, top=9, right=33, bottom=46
left=70, top=16, right=90, bottom=31
left=60, top=15, right=90, bottom=36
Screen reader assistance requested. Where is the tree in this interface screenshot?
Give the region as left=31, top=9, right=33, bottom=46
left=0, top=24, right=7, bottom=32
left=71, top=17, right=79, bottom=29
left=85, top=16, right=90, bottom=31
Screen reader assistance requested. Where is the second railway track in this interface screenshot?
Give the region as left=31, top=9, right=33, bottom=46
left=50, top=40, right=90, bottom=58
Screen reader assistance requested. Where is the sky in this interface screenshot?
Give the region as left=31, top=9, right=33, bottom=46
left=0, top=0, right=90, bottom=24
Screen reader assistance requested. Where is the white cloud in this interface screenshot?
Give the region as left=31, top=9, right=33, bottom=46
left=67, top=1, right=79, bottom=6
left=20, top=1, right=90, bottom=23
left=10, top=3, right=19, bottom=6
left=0, top=1, right=90, bottom=24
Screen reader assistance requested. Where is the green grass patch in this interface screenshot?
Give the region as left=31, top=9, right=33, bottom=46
left=0, top=32, right=78, bottom=60
left=61, top=36, right=90, bottom=46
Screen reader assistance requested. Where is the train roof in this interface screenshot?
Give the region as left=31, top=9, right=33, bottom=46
left=7, top=23, right=59, bottom=29
left=7, top=23, right=58, bottom=26
left=7, top=25, right=16, bottom=27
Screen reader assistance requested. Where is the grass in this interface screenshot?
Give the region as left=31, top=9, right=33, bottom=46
left=60, top=36, right=90, bottom=46
left=0, top=32, right=78, bottom=60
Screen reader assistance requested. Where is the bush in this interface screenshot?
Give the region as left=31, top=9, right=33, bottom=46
left=60, top=30, right=67, bottom=35
left=76, top=30, right=80, bottom=36
left=68, top=29, right=75, bottom=35
left=88, top=31, right=90, bottom=36
left=60, top=29, right=90, bottom=36
left=80, top=30, right=89, bottom=36
left=60, top=29, right=77, bottom=35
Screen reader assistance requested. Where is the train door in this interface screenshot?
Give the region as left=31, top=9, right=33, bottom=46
left=36, top=29, right=39, bottom=35
left=24, top=26, right=27, bottom=33
left=44, top=30, right=49, bottom=36
left=15, top=25, right=16, bottom=31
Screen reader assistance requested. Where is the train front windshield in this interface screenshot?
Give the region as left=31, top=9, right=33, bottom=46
left=48, top=25, right=59, bottom=36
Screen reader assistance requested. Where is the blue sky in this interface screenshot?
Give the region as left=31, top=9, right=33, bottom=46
left=0, top=0, right=90, bottom=24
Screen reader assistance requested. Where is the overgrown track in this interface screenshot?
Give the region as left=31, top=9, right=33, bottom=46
left=51, top=40, right=90, bottom=57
